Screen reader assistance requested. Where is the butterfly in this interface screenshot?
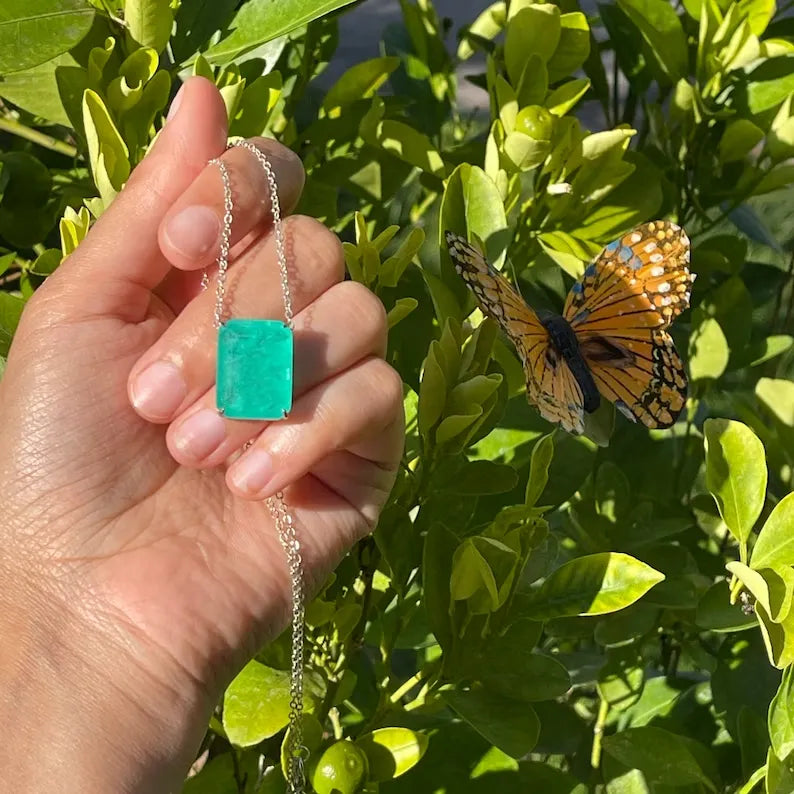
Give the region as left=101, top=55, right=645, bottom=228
left=445, top=221, right=695, bottom=435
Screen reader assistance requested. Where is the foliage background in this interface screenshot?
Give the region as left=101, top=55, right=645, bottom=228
left=3, top=0, right=794, bottom=791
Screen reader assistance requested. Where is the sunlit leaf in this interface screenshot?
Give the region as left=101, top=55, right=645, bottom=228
left=521, top=552, right=665, bottom=619
left=0, top=0, right=94, bottom=74
left=704, top=419, right=767, bottom=545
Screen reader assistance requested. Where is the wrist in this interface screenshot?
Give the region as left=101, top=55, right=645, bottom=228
left=0, top=563, right=209, bottom=793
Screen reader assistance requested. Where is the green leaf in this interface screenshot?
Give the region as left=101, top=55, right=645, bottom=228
left=751, top=493, right=794, bottom=570
left=768, top=747, right=794, bottom=794
left=689, top=313, right=729, bottom=380
left=727, top=561, right=793, bottom=623
left=597, top=653, right=644, bottom=711
left=546, top=78, right=590, bottom=116
left=204, top=0, right=356, bottom=64
left=719, top=119, right=765, bottom=162
left=757, top=602, right=794, bottom=669
left=595, top=603, right=658, bottom=646
left=361, top=98, right=446, bottom=177
left=222, top=660, right=317, bottom=746
left=418, top=342, right=446, bottom=438
left=521, top=552, right=665, bottom=620
left=436, top=409, right=482, bottom=446
left=387, top=297, right=418, bottom=329
left=443, top=687, right=540, bottom=759
left=525, top=433, right=554, bottom=507
left=355, top=728, right=428, bottom=781
left=458, top=2, right=506, bottom=60
left=30, top=248, right=62, bottom=276
left=323, top=56, right=400, bottom=115
left=704, top=418, right=767, bottom=545
left=441, top=460, right=518, bottom=495
left=447, top=374, right=502, bottom=414
left=602, top=726, right=720, bottom=790
left=595, top=462, right=631, bottom=523
left=756, top=377, right=794, bottom=426
left=441, top=163, right=509, bottom=272
left=696, top=580, right=757, bottom=632
left=616, top=0, right=688, bottom=82
left=423, top=522, right=457, bottom=651
left=281, top=714, right=323, bottom=779
left=743, top=56, right=794, bottom=114
left=230, top=72, right=282, bottom=138
left=183, top=753, right=259, bottom=794
left=547, top=12, right=590, bottom=84
left=748, top=336, right=793, bottom=367
left=451, top=536, right=516, bottom=612
left=581, top=127, right=636, bottom=160
left=0, top=151, right=54, bottom=247
left=479, top=642, right=571, bottom=703
left=770, top=667, right=794, bottom=761
left=0, top=51, right=80, bottom=125
left=82, top=88, right=130, bottom=207
left=740, top=0, right=776, bottom=34
left=0, top=292, right=25, bottom=357
left=504, top=5, right=561, bottom=84
left=125, top=0, right=174, bottom=53
left=0, top=0, right=94, bottom=74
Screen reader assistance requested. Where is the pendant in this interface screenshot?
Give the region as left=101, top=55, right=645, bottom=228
left=217, top=319, right=293, bottom=420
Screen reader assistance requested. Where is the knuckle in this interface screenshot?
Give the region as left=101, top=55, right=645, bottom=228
left=335, top=281, right=388, bottom=347
left=363, top=358, right=404, bottom=413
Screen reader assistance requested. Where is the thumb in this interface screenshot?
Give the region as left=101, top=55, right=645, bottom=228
left=48, top=76, right=228, bottom=321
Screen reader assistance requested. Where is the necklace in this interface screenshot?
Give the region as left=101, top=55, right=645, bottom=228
left=206, top=140, right=306, bottom=793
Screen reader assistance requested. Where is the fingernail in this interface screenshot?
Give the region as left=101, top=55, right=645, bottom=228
left=173, top=409, right=226, bottom=460
left=164, top=206, right=220, bottom=258
left=131, top=361, right=187, bottom=420
left=167, top=83, right=186, bottom=122
left=230, top=449, right=274, bottom=495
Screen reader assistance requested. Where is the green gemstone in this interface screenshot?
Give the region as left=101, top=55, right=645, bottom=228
left=217, top=319, right=293, bottom=420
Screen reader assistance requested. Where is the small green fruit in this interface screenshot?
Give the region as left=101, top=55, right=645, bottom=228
left=515, top=106, right=554, bottom=141
left=311, top=740, right=369, bottom=794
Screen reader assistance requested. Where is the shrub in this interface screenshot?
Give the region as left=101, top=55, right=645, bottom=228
left=2, top=0, right=794, bottom=791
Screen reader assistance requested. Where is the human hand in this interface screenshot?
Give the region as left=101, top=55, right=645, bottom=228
left=0, top=77, right=403, bottom=792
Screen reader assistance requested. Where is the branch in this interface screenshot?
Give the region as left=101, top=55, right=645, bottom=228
left=0, top=118, right=78, bottom=159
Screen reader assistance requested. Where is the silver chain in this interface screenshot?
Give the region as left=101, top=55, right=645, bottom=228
left=205, top=140, right=305, bottom=793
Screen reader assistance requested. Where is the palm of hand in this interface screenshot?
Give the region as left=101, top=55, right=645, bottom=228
left=2, top=293, right=371, bottom=692
left=0, top=80, right=400, bottom=709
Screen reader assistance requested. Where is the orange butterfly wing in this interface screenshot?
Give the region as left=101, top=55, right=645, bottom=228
left=563, top=221, right=694, bottom=428
left=445, top=231, right=585, bottom=434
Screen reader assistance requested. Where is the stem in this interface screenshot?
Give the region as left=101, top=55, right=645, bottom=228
left=0, top=118, right=78, bottom=158
left=389, top=663, right=435, bottom=705
left=590, top=698, right=609, bottom=770
left=739, top=540, right=748, bottom=565
left=736, top=764, right=767, bottom=794
left=329, top=708, right=343, bottom=740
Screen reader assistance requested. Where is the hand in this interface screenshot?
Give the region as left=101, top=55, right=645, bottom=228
left=0, top=77, right=403, bottom=792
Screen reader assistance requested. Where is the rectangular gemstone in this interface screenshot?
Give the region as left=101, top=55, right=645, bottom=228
left=217, top=319, right=293, bottom=420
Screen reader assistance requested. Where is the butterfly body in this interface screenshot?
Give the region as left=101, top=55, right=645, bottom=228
left=445, top=222, right=694, bottom=435
left=537, top=312, right=601, bottom=414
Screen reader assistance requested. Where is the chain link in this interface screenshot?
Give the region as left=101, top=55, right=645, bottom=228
left=205, top=140, right=305, bottom=793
